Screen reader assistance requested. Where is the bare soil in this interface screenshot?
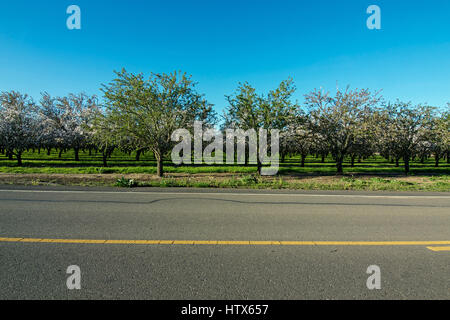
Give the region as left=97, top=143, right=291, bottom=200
left=0, top=172, right=442, bottom=187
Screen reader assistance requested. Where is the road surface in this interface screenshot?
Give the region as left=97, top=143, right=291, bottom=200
left=0, top=186, right=449, bottom=299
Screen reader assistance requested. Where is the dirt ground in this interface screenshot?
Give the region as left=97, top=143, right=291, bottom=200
left=0, top=172, right=444, bottom=187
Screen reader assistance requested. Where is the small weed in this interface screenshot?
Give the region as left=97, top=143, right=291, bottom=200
left=116, top=177, right=138, bottom=188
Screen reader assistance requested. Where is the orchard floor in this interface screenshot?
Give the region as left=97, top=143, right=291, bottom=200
left=0, top=150, right=449, bottom=191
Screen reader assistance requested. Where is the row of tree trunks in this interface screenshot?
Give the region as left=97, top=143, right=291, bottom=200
left=2, top=148, right=449, bottom=174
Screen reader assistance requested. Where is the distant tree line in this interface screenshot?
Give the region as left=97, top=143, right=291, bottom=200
left=1, top=69, right=449, bottom=176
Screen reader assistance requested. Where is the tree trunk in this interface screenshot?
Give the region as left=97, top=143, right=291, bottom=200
left=102, top=153, right=108, bottom=167
left=404, top=156, right=410, bottom=175
left=156, top=153, right=164, bottom=177
left=47, top=148, right=51, bottom=156
left=59, top=149, right=63, bottom=158
left=245, top=145, right=249, bottom=166
left=435, top=154, right=440, bottom=167
left=257, top=159, right=262, bottom=175
left=395, top=157, right=400, bottom=167
left=74, top=148, right=80, bottom=161
left=17, top=152, right=22, bottom=166
left=301, top=154, right=306, bottom=167
left=136, top=149, right=142, bottom=161
left=447, top=151, right=450, bottom=164
left=321, top=154, right=325, bottom=163
left=351, top=155, right=355, bottom=167
left=336, top=156, right=344, bottom=175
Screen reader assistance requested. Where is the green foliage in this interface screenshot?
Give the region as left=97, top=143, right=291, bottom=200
left=101, top=69, right=216, bottom=176
left=115, top=177, right=138, bottom=188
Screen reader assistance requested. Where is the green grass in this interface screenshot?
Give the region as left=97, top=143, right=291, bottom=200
left=0, top=149, right=449, bottom=191
left=0, top=149, right=448, bottom=176
left=133, top=175, right=450, bottom=192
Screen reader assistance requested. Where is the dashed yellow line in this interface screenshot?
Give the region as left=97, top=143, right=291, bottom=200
left=427, top=246, right=450, bottom=252
left=1, top=237, right=450, bottom=247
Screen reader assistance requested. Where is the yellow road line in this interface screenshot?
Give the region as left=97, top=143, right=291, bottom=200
left=1, top=237, right=450, bottom=246
left=427, top=246, right=450, bottom=252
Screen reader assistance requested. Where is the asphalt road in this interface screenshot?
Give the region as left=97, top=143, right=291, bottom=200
left=0, top=186, right=449, bottom=300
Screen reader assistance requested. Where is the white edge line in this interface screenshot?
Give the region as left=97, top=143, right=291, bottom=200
left=0, top=189, right=448, bottom=199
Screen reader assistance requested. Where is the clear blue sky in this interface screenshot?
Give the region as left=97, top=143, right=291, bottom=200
left=0, top=0, right=449, bottom=114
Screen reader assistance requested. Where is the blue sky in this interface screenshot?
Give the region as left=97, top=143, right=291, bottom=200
left=0, top=0, right=449, bottom=114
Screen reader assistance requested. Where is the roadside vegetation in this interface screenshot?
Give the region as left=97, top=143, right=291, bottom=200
left=0, top=150, right=448, bottom=191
